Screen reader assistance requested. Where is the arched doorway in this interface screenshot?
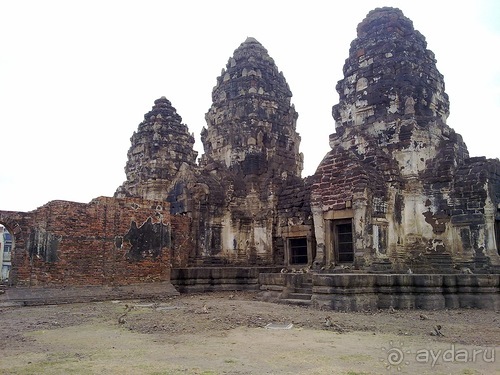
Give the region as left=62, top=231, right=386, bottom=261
left=0, top=213, right=25, bottom=286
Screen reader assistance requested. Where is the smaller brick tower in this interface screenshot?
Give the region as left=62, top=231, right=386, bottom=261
left=115, top=97, right=198, bottom=201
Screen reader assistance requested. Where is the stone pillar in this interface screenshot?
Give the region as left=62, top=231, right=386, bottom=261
left=484, top=197, right=500, bottom=266
left=352, top=193, right=369, bottom=268
left=311, top=204, right=326, bottom=269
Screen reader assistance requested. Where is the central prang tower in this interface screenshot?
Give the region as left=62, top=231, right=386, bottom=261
left=195, top=37, right=305, bottom=264
left=201, top=37, right=303, bottom=180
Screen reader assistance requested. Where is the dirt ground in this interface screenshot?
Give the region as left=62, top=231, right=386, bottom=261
left=0, top=291, right=498, bottom=375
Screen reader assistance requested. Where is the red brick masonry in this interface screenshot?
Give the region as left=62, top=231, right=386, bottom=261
left=0, top=197, right=192, bottom=287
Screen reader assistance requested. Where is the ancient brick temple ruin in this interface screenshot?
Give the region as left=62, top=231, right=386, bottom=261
left=115, top=36, right=307, bottom=268
left=115, top=7, right=500, bottom=274
left=0, top=7, right=498, bottom=308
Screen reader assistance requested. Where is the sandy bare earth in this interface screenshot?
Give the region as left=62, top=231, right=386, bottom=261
left=0, top=291, right=498, bottom=375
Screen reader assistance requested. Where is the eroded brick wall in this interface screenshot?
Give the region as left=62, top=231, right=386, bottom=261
left=2, top=196, right=184, bottom=286
left=170, top=214, right=194, bottom=268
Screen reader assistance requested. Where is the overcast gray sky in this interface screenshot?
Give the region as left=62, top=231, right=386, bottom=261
left=1, top=0, right=499, bottom=212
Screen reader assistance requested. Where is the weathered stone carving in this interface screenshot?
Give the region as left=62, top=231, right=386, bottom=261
left=114, top=37, right=309, bottom=267
left=333, top=7, right=450, bottom=129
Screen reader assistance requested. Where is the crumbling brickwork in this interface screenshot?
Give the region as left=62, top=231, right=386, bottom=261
left=0, top=197, right=190, bottom=286
left=170, top=214, right=194, bottom=268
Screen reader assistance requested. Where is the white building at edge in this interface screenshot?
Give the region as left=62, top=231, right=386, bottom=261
left=0, top=225, right=12, bottom=281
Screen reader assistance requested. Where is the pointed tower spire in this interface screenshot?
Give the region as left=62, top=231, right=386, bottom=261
left=115, top=97, right=198, bottom=200
left=333, top=7, right=450, bottom=131
left=201, top=37, right=303, bottom=178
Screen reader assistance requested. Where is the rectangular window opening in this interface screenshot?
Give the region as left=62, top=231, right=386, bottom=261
left=289, top=237, right=308, bottom=265
left=335, top=221, right=354, bottom=263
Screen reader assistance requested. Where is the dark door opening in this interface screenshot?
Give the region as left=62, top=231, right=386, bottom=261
left=289, top=237, right=308, bottom=265
left=335, top=221, right=354, bottom=263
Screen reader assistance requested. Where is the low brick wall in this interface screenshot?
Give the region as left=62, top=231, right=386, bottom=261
left=259, top=273, right=500, bottom=311
left=0, top=197, right=189, bottom=287
left=0, top=282, right=179, bottom=306
left=172, top=267, right=282, bottom=293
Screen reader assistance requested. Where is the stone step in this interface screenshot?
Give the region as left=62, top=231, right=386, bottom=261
left=287, top=292, right=312, bottom=300
left=278, top=298, right=312, bottom=307
left=294, top=287, right=313, bottom=294
left=200, top=258, right=229, bottom=266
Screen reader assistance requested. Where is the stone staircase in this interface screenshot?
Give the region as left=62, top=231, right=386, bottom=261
left=279, top=275, right=313, bottom=306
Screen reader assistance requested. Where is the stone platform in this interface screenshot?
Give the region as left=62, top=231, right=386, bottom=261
left=0, top=282, right=179, bottom=307
left=259, top=273, right=500, bottom=311
left=171, top=267, right=282, bottom=293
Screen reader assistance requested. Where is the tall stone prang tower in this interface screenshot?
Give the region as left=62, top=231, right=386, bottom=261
left=333, top=8, right=450, bottom=130
left=201, top=37, right=303, bottom=179
left=311, top=7, right=500, bottom=273
left=193, top=37, right=305, bottom=265
left=115, top=97, right=198, bottom=201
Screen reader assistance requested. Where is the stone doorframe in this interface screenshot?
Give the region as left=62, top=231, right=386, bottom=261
left=323, top=209, right=354, bottom=267
left=281, top=225, right=315, bottom=268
